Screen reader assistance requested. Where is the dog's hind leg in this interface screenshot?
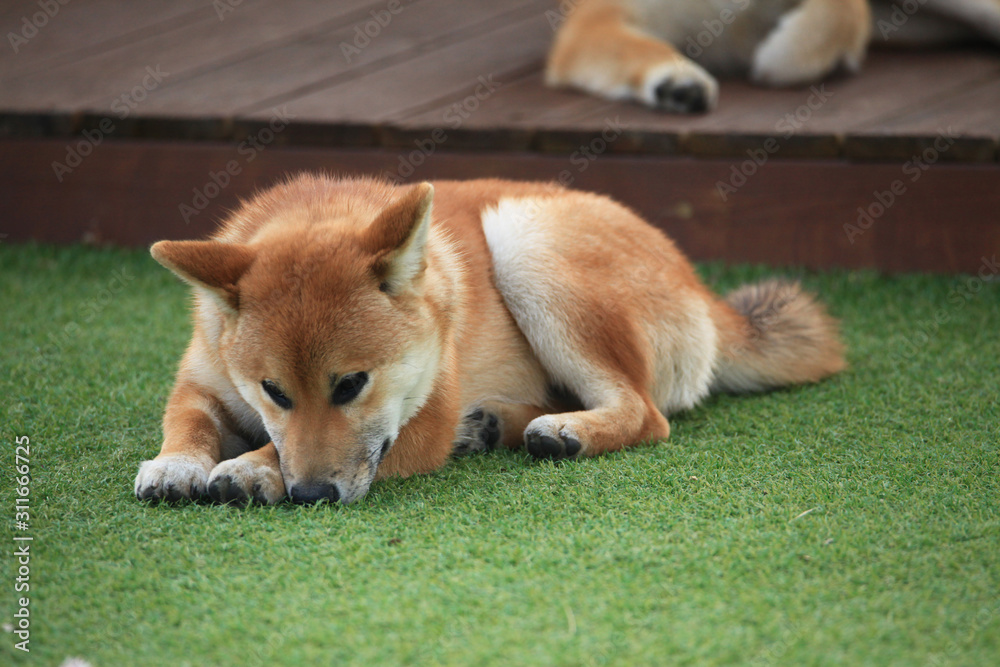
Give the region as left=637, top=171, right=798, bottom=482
left=482, top=199, right=672, bottom=459
left=752, top=0, right=871, bottom=86
left=522, top=382, right=670, bottom=460
left=546, top=1, right=718, bottom=112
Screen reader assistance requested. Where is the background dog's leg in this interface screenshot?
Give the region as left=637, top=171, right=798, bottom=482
left=134, top=387, right=225, bottom=501
left=206, top=442, right=286, bottom=505
left=752, top=0, right=871, bottom=86
left=546, top=2, right=718, bottom=112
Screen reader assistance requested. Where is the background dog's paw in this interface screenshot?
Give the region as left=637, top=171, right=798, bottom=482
left=524, top=416, right=583, bottom=461
left=642, top=60, right=719, bottom=113
left=452, top=408, right=502, bottom=456
left=207, top=457, right=285, bottom=506
left=134, top=455, right=213, bottom=502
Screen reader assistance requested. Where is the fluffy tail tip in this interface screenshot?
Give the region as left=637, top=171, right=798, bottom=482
left=712, top=279, right=846, bottom=394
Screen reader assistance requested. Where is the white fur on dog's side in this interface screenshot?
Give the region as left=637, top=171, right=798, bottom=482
left=481, top=199, right=621, bottom=408
left=644, top=299, right=717, bottom=415
left=481, top=197, right=717, bottom=417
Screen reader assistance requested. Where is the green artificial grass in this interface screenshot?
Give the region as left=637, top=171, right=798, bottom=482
left=1, top=243, right=998, bottom=666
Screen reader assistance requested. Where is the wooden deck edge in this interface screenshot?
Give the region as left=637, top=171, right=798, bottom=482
left=2, top=138, right=998, bottom=274
left=2, top=111, right=997, bottom=163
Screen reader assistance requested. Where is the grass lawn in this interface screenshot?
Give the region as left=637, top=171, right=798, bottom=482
left=1, top=243, right=998, bottom=666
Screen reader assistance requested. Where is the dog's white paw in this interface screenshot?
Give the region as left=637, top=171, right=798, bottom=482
left=207, top=456, right=286, bottom=505
left=642, top=60, right=719, bottom=113
left=134, top=454, right=213, bottom=502
left=524, top=415, right=584, bottom=460
left=750, top=3, right=868, bottom=86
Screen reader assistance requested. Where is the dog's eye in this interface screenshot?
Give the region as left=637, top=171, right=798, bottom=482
left=332, top=372, right=368, bottom=405
left=261, top=380, right=292, bottom=409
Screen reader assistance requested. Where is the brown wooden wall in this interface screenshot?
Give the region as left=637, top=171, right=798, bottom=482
left=2, top=138, right=997, bottom=273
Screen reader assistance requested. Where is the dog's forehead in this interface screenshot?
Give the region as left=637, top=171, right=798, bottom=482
left=239, top=252, right=400, bottom=373
left=246, top=231, right=371, bottom=296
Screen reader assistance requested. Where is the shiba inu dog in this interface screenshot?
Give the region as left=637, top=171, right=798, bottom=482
left=546, top=0, right=1000, bottom=112
left=134, top=176, right=845, bottom=505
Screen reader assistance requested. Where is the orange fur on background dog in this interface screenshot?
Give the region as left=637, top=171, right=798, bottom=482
left=547, top=0, right=1000, bottom=112
left=135, top=176, right=845, bottom=505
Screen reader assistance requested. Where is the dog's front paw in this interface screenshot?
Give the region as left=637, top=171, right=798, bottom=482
left=524, top=416, right=583, bottom=461
left=134, top=454, right=214, bottom=502
left=452, top=409, right=502, bottom=456
left=207, top=457, right=286, bottom=506
left=643, top=60, right=719, bottom=113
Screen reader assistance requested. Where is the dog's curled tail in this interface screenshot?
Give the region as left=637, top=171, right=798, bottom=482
left=710, top=279, right=846, bottom=394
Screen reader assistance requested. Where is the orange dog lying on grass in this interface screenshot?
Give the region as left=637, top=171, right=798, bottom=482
left=135, top=176, right=845, bottom=505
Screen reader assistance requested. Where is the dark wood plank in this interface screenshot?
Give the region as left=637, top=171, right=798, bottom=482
left=0, top=0, right=385, bottom=113
left=2, top=0, right=999, bottom=166
left=261, top=5, right=553, bottom=123
left=552, top=49, right=1000, bottom=159
left=845, top=76, right=1000, bottom=161
left=3, top=138, right=997, bottom=273
left=138, top=0, right=549, bottom=118
left=384, top=71, right=652, bottom=153
left=0, top=0, right=207, bottom=78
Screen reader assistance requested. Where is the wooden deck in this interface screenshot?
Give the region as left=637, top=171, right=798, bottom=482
left=2, top=0, right=999, bottom=272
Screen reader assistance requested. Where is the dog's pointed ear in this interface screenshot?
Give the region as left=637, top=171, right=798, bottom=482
left=365, top=182, right=434, bottom=294
left=150, top=240, right=256, bottom=313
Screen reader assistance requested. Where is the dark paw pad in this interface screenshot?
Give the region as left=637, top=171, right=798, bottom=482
left=654, top=80, right=708, bottom=114
left=453, top=409, right=502, bottom=456
left=208, top=475, right=248, bottom=506
left=137, top=483, right=201, bottom=504
left=525, top=431, right=582, bottom=460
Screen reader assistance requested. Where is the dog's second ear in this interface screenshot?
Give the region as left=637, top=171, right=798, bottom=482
left=151, top=240, right=256, bottom=313
left=364, top=182, right=434, bottom=293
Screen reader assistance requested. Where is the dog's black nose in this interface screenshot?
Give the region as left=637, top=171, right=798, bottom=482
left=654, top=80, right=709, bottom=114
left=288, top=482, right=340, bottom=504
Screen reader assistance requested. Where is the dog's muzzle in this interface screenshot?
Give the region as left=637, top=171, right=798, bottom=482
left=288, top=481, right=340, bottom=505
